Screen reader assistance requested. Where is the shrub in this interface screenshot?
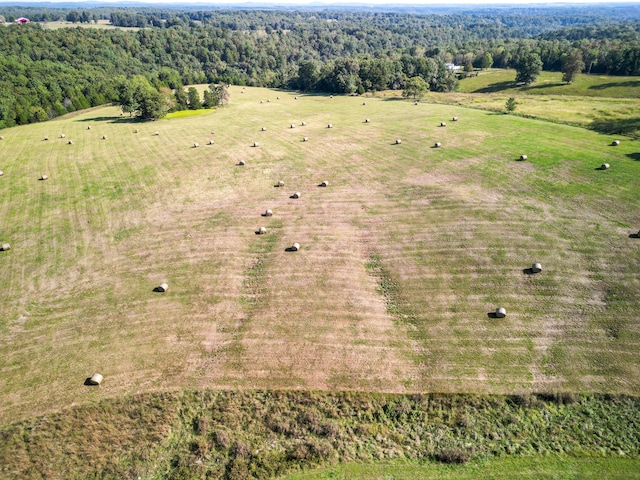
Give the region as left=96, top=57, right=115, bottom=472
left=434, top=447, right=471, bottom=464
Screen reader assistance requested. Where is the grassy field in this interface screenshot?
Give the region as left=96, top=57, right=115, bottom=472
left=41, top=19, right=142, bottom=30
left=437, top=69, right=640, bottom=137
left=456, top=69, right=640, bottom=98
left=283, top=457, right=640, bottom=480
left=0, top=87, right=639, bottom=429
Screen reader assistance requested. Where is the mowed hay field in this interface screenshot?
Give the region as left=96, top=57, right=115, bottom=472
left=0, top=87, right=639, bottom=424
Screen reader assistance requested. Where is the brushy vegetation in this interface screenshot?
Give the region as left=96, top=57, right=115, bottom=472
left=0, top=390, right=638, bottom=479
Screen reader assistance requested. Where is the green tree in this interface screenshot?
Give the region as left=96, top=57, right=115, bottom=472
left=174, top=87, right=188, bottom=111
left=402, top=76, right=428, bottom=100
left=562, top=50, right=585, bottom=83
left=297, top=61, right=319, bottom=91
left=481, top=52, right=493, bottom=70
left=115, top=77, right=138, bottom=117
left=210, top=84, right=229, bottom=106
left=505, top=97, right=517, bottom=113
left=187, top=87, right=202, bottom=110
left=202, top=90, right=214, bottom=108
left=464, top=62, right=474, bottom=73
left=515, top=53, right=543, bottom=85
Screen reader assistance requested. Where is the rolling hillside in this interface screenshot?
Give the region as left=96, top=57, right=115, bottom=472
left=0, top=87, right=639, bottom=429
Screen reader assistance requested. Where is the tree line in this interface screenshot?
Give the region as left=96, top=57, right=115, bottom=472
left=0, top=7, right=639, bottom=128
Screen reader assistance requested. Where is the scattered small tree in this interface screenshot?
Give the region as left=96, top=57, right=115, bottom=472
left=464, top=62, right=474, bottom=73
left=481, top=52, right=494, bottom=70
left=505, top=97, right=517, bottom=113
left=202, top=89, right=214, bottom=108
left=515, top=52, right=543, bottom=85
left=208, top=84, right=229, bottom=107
left=562, top=50, right=586, bottom=84
left=187, top=87, right=202, bottom=110
left=174, top=87, right=188, bottom=111
left=402, top=76, right=429, bottom=100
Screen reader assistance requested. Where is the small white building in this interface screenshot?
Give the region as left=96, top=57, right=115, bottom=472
left=445, top=63, right=461, bottom=71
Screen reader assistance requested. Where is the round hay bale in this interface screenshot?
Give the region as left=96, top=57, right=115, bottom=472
left=414, top=101, right=418, bottom=105
left=292, top=191, right=301, bottom=199
left=208, top=139, right=215, bottom=145
left=154, top=131, right=159, bottom=136
left=261, top=127, right=267, bottom=131
left=0, top=136, right=4, bottom=140
left=134, top=129, right=139, bottom=134
left=303, top=137, right=308, bottom=142
left=87, top=126, right=92, bottom=130
left=531, top=263, right=542, bottom=273
left=495, top=307, right=506, bottom=318
left=365, top=118, right=370, bottom=123
left=267, top=99, right=271, bottom=103
left=601, top=163, right=610, bottom=170
left=362, top=102, right=366, bottom=105
left=327, top=124, right=333, bottom=129
left=612, top=140, right=620, bottom=146
left=519, top=155, right=528, bottom=161
left=277, top=180, right=285, bottom=187
left=258, top=226, right=267, bottom=235
left=193, top=143, right=199, bottom=148
left=295, top=96, right=298, bottom=100
left=452, top=116, right=458, bottom=121
left=60, top=134, right=65, bottom=138
left=155, top=283, right=168, bottom=292
left=238, top=160, right=246, bottom=166
left=290, top=124, right=295, bottom=129
left=291, top=242, right=300, bottom=251
left=440, top=122, right=446, bottom=127
left=1, top=243, right=10, bottom=251
left=40, top=174, right=48, bottom=181
left=264, top=209, right=273, bottom=216
left=277, top=96, right=280, bottom=100
left=301, top=121, right=307, bottom=126
left=320, top=180, right=329, bottom=187
left=241, top=90, right=244, bottom=94
left=44, top=136, right=49, bottom=141
left=434, top=142, right=442, bottom=148
left=67, top=140, right=73, bottom=145
left=0, top=171, right=3, bottom=177
left=253, top=142, right=259, bottom=147
left=260, top=100, right=264, bottom=104
left=395, top=139, right=402, bottom=145
left=330, top=95, right=333, bottom=99
left=102, top=135, right=107, bottom=140
left=87, top=373, right=103, bottom=386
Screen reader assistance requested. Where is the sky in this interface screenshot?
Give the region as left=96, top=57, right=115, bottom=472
left=4, top=0, right=640, bottom=4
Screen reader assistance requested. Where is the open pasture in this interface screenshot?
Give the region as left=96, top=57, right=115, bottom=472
left=0, top=87, right=639, bottom=424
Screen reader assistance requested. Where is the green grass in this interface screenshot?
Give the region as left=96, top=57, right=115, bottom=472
left=456, top=69, right=640, bottom=98
left=281, top=457, right=640, bottom=480
left=164, top=108, right=215, bottom=120
left=430, top=69, right=640, bottom=137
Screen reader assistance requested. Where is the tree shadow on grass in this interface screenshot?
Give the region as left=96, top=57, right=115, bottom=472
left=520, top=82, right=565, bottom=91
left=626, top=153, right=640, bottom=161
left=473, top=81, right=517, bottom=93
left=589, top=117, right=640, bottom=138
left=75, top=116, right=140, bottom=124
left=589, top=80, right=640, bottom=91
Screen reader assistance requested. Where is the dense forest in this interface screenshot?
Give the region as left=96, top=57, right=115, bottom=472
left=1, top=6, right=639, bottom=128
